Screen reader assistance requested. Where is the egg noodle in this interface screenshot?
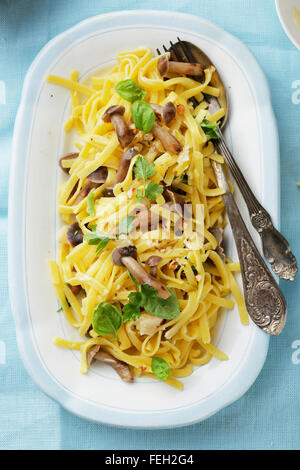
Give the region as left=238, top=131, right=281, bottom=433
left=47, top=47, right=248, bottom=390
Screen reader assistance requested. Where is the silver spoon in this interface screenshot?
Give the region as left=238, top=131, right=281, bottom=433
left=162, top=39, right=288, bottom=334
left=175, top=39, right=298, bottom=282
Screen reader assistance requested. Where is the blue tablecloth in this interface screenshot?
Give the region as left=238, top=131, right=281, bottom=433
left=1, top=0, right=300, bottom=450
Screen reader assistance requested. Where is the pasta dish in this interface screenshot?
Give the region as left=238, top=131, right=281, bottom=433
left=47, top=47, right=248, bottom=390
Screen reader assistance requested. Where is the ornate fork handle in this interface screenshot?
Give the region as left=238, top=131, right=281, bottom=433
left=216, top=130, right=298, bottom=281
left=212, top=161, right=287, bottom=335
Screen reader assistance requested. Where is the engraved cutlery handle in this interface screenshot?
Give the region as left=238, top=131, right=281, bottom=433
left=216, top=131, right=298, bottom=281
left=212, top=161, right=287, bottom=335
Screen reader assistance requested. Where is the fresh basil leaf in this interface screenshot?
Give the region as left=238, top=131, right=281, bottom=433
left=141, top=284, right=180, bottom=320
left=131, top=101, right=155, bottom=133
left=118, top=215, right=135, bottom=235
left=122, top=272, right=180, bottom=322
left=200, top=118, right=220, bottom=140
left=92, top=302, right=122, bottom=339
left=87, top=190, right=95, bottom=216
left=133, top=155, right=155, bottom=185
left=84, top=226, right=110, bottom=254
left=145, top=181, right=163, bottom=201
left=122, top=302, right=141, bottom=322
left=151, top=357, right=171, bottom=381
left=128, top=291, right=143, bottom=306
left=116, top=79, right=147, bottom=103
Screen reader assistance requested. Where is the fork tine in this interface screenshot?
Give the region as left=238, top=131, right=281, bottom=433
left=169, top=40, right=183, bottom=62
left=177, top=37, right=196, bottom=63
left=158, top=40, right=200, bottom=107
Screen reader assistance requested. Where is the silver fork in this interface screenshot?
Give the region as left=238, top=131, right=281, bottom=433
left=157, top=39, right=287, bottom=335
left=158, top=38, right=297, bottom=282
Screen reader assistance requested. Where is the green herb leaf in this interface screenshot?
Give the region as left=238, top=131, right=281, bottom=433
left=57, top=306, right=63, bottom=312
left=116, top=79, right=147, bottom=103
left=122, top=302, right=142, bottom=322
left=122, top=276, right=180, bottom=323
left=118, top=215, right=135, bottom=236
left=87, top=190, right=95, bottom=217
left=151, top=357, right=171, bottom=381
left=136, top=188, right=144, bottom=204
left=84, top=226, right=110, bottom=254
left=140, top=284, right=180, bottom=320
left=122, top=289, right=143, bottom=322
left=133, top=155, right=155, bottom=185
left=131, top=101, right=155, bottom=133
left=145, top=181, right=163, bottom=201
left=200, top=118, right=220, bottom=140
left=180, top=173, right=188, bottom=183
left=92, top=302, right=123, bottom=340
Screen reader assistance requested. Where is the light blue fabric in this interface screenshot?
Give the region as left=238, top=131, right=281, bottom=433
left=1, top=0, right=300, bottom=450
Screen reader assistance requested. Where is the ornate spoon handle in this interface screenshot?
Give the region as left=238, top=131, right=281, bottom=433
left=216, top=131, right=298, bottom=281
left=211, top=160, right=287, bottom=335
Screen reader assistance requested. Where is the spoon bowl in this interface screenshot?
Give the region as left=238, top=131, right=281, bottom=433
left=170, top=40, right=228, bottom=128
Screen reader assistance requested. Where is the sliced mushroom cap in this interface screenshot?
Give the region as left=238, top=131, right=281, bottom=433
left=73, top=180, right=99, bottom=205
left=157, top=55, right=170, bottom=77
left=87, top=166, right=108, bottom=184
left=68, top=284, right=82, bottom=296
left=102, top=105, right=125, bottom=122
left=145, top=255, right=163, bottom=277
left=210, top=227, right=226, bottom=261
left=102, top=105, right=134, bottom=148
left=158, top=55, right=205, bottom=78
left=94, top=350, right=134, bottom=382
left=150, top=102, right=176, bottom=125
left=59, top=152, right=79, bottom=174
left=152, top=122, right=182, bottom=154
left=67, top=222, right=83, bottom=247
left=111, top=245, right=138, bottom=266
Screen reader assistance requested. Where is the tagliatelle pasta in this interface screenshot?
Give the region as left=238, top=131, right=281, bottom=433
left=47, top=47, right=249, bottom=390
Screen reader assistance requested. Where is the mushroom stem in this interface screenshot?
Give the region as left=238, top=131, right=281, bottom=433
left=102, top=105, right=134, bottom=148
left=103, top=147, right=139, bottom=197
left=169, top=61, right=205, bottom=76
left=59, top=152, right=79, bottom=173
left=157, top=55, right=204, bottom=78
left=152, top=122, right=182, bottom=154
left=73, top=180, right=99, bottom=205
left=121, top=256, right=170, bottom=299
left=87, top=345, right=134, bottom=382
left=94, top=350, right=134, bottom=382
left=114, top=147, right=138, bottom=185
left=111, top=113, right=134, bottom=148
